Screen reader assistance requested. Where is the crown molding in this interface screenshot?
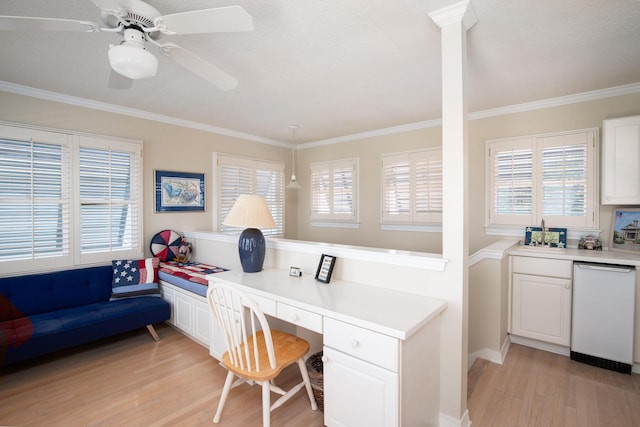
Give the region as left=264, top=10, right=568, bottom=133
left=428, top=0, right=477, bottom=31
left=300, top=81, right=640, bottom=149
left=0, top=80, right=288, bottom=148
left=2, top=79, right=639, bottom=150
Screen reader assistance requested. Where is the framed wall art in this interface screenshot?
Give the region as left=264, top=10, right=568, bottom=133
left=524, top=226, right=567, bottom=248
left=609, top=208, right=640, bottom=253
left=155, top=170, right=205, bottom=212
left=315, top=254, right=336, bottom=283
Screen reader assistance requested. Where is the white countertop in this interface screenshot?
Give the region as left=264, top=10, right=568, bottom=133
left=509, top=246, right=640, bottom=266
left=206, top=269, right=447, bottom=340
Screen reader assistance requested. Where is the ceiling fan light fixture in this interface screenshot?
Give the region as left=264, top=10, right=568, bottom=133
left=108, top=43, right=158, bottom=79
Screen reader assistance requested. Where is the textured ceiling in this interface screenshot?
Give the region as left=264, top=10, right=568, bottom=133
left=1, top=0, right=639, bottom=144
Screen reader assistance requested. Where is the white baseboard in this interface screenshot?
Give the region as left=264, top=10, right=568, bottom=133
left=467, top=336, right=511, bottom=369
left=439, top=409, right=471, bottom=427
left=508, top=334, right=570, bottom=356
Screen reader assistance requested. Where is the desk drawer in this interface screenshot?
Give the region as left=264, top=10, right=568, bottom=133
left=324, top=317, right=398, bottom=371
left=245, top=293, right=277, bottom=317
left=277, top=302, right=322, bottom=333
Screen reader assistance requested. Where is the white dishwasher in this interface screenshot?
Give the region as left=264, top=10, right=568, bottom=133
left=571, top=262, right=636, bottom=374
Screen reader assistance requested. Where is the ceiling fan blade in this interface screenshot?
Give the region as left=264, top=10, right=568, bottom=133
left=87, top=0, right=126, bottom=17
left=107, top=69, right=133, bottom=90
left=0, top=16, right=101, bottom=32
left=164, top=44, right=238, bottom=91
left=154, top=6, right=253, bottom=35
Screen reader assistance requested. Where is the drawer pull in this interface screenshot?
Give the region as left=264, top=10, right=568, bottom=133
left=350, top=339, right=360, bottom=349
left=321, top=355, right=328, bottom=363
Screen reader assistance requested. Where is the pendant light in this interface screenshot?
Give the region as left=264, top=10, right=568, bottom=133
left=286, top=125, right=301, bottom=190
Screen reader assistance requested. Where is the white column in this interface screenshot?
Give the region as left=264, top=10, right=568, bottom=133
left=429, top=1, right=476, bottom=425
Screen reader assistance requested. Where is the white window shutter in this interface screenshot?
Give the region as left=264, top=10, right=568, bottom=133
left=310, top=159, right=358, bottom=222
left=381, top=149, right=442, bottom=224
left=488, top=138, right=535, bottom=226
left=217, top=155, right=284, bottom=236
left=0, top=124, right=143, bottom=274
left=77, top=135, right=142, bottom=264
left=487, top=130, right=597, bottom=229
left=0, top=133, right=71, bottom=264
left=538, top=132, right=594, bottom=228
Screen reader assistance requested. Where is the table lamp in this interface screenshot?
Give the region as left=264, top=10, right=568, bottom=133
left=223, top=194, right=276, bottom=272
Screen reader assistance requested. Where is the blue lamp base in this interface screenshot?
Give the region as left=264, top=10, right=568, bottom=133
left=238, top=228, right=266, bottom=273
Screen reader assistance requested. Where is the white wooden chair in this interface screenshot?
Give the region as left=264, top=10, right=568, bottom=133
left=206, top=282, right=318, bottom=426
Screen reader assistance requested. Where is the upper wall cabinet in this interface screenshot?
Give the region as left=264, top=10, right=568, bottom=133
left=602, top=115, right=640, bottom=205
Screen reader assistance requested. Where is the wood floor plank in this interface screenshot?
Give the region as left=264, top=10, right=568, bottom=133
left=468, top=344, right=640, bottom=427
left=0, top=325, right=324, bottom=427
left=5, top=329, right=640, bottom=427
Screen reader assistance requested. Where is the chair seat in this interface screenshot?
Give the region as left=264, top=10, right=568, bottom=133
left=222, top=330, right=310, bottom=382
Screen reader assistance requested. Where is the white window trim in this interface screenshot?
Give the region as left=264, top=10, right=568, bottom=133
left=310, top=157, right=359, bottom=225
left=485, top=127, right=599, bottom=238
left=380, top=148, right=443, bottom=230
left=213, top=152, right=285, bottom=237
left=0, top=121, right=143, bottom=276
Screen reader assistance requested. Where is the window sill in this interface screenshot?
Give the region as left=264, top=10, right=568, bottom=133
left=310, top=221, right=360, bottom=229
left=380, top=223, right=442, bottom=233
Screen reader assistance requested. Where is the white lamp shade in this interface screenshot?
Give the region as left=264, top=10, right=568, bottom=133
left=108, top=44, right=158, bottom=80
left=223, top=195, right=276, bottom=229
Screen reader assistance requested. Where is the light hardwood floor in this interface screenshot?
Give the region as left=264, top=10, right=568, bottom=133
left=4, top=326, right=640, bottom=427
left=0, top=324, right=324, bottom=427
left=468, top=343, right=640, bottom=427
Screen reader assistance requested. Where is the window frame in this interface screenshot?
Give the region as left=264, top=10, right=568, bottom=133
left=0, top=122, right=143, bottom=275
left=309, top=158, right=359, bottom=226
left=485, top=128, right=599, bottom=237
left=380, top=148, right=443, bottom=229
left=214, top=153, right=284, bottom=237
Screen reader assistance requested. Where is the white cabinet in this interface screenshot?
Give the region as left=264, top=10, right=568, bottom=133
left=322, top=316, right=440, bottom=427
left=602, top=115, right=640, bottom=205
left=206, top=269, right=445, bottom=426
left=323, top=346, right=398, bottom=427
left=510, top=256, right=573, bottom=346
left=160, top=281, right=212, bottom=348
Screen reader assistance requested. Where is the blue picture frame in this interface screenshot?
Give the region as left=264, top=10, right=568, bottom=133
left=154, top=170, right=205, bottom=212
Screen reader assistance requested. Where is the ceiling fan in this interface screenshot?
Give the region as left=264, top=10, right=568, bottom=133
left=0, top=0, right=254, bottom=90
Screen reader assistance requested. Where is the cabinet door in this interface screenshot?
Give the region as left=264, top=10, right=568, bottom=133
left=160, top=283, right=176, bottom=325
left=602, top=115, right=640, bottom=204
left=193, top=298, right=212, bottom=346
left=323, top=346, right=398, bottom=427
left=174, top=292, right=194, bottom=335
left=512, top=273, right=572, bottom=346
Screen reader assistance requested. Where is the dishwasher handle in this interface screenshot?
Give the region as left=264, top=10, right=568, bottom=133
left=574, top=263, right=635, bottom=274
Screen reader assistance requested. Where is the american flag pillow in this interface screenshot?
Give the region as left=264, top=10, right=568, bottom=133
left=111, top=258, right=160, bottom=300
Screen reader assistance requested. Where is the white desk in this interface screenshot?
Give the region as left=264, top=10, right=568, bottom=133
left=206, top=269, right=447, bottom=427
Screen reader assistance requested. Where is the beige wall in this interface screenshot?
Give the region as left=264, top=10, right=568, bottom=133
left=293, top=91, right=640, bottom=254
left=0, top=91, right=290, bottom=256
left=2, top=90, right=640, bottom=256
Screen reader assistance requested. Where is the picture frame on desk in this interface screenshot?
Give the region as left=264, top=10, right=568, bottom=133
left=315, top=254, right=336, bottom=283
left=609, top=208, right=640, bottom=253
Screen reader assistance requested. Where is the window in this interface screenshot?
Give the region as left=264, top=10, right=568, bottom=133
left=215, top=154, right=284, bottom=236
left=487, top=129, right=597, bottom=231
left=310, top=158, right=358, bottom=224
left=77, top=135, right=142, bottom=264
left=0, top=124, right=143, bottom=274
left=381, top=148, right=442, bottom=226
